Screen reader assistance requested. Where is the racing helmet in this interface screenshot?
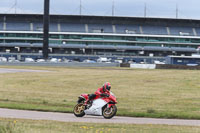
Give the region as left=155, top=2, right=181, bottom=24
left=103, top=82, right=111, bottom=91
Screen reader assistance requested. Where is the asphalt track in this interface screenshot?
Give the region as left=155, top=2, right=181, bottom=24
left=0, top=108, right=200, bottom=126
left=0, top=68, right=49, bottom=73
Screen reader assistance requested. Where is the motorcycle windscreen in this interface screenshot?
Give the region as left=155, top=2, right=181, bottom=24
left=84, top=99, right=107, bottom=116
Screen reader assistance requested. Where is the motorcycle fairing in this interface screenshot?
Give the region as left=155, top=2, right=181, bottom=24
left=84, top=98, right=107, bottom=116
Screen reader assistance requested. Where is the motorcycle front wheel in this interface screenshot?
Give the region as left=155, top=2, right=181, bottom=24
left=102, top=105, right=117, bottom=119
left=73, top=103, right=85, bottom=117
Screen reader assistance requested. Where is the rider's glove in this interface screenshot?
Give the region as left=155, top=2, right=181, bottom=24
left=100, top=93, right=109, bottom=97
left=106, top=94, right=110, bottom=97
left=100, top=93, right=106, bottom=97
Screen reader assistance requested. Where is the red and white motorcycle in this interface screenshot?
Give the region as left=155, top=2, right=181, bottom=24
left=73, top=92, right=117, bottom=119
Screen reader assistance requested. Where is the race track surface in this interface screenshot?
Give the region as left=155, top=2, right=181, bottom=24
left=0, top=108, right=200, bottom=126
left=0, top=68, right=49, bottom=73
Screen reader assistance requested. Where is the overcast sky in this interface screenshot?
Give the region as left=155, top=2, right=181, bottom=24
left=1, top=0, right=200, bottom=19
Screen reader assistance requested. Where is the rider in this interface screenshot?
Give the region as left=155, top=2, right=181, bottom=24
left=84, top=82, right=111, bottom=105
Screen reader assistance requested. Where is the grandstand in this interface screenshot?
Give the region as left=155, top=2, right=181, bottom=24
left=0, top=14, right=200, bottom=62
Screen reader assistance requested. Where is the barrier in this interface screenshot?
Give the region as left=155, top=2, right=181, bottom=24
left=130, top=64, right=156, bottom=69
left=156, top=64, right=200, bottom=70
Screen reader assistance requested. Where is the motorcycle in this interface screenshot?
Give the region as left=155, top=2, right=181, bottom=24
left=73, top=91, right=117, bottom=119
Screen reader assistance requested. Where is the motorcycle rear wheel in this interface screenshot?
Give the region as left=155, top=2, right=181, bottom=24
left=102, top=105, right=117, bottom=119
left=73, top=103, right=85, bottom=117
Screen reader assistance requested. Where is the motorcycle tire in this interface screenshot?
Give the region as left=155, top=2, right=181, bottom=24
left=73, top=103, right=85, bottom=117
left=102, top=105, right=117, bottom=119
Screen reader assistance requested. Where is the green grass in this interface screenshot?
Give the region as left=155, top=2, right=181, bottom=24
left=1, top=66, right=200, bottom=119
left=0, top=118, right=200, bottom=133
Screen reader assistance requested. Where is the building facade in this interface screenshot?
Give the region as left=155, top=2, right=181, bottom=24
left=0, top=14, right=200, bottom=61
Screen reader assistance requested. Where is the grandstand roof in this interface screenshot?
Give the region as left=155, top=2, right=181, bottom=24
left=0, top=14, right=200, bottom=27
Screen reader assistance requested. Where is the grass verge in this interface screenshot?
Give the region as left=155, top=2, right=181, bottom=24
left=1, top=66, right=200, bottom=119
left=1, top=118, right=200, bottom=133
